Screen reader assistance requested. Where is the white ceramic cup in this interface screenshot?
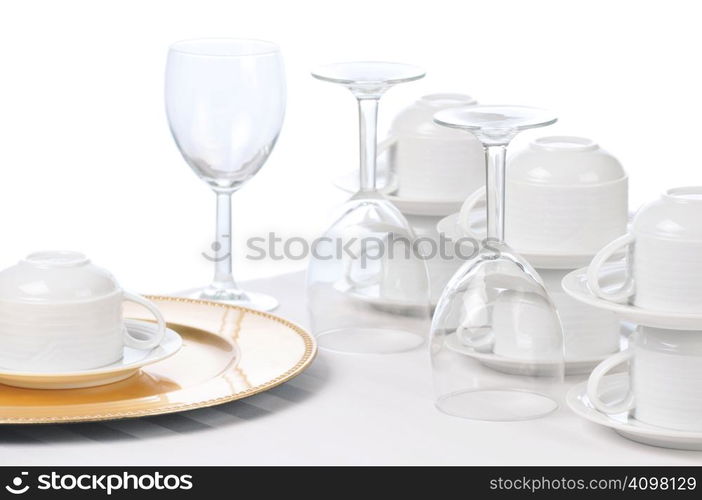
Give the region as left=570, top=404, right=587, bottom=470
left=541, top=269, right=620, bottom=361
left=0, top=251, right=166, bottom=372
left=458, top=271, right=620, bottom=361
left=343, top=222, right=429, bottom=304
left=406, top=214, right=465, bottom=304
left=459, top=136, right=628, bottom=255
left=588, top=326, right=702, bottom=431
left=588, top=186, right=702, bottom=313
left=458, top=288, right=563, bottom=361
left=492, top=290, right=563, bottom=360
left=383, top=93, right=484, bottom=201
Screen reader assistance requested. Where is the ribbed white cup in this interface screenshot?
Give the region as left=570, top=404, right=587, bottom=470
left=589, top=327, right=702, bottom=431
left=540, top=269, right=620, bottom=360
left=588, top=187, right=702, bottom=313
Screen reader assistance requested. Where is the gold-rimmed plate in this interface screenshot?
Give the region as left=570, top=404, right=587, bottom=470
left=0, top=296, right=317, bottom=424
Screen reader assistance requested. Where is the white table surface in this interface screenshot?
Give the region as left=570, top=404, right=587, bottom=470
left=1, top=271, right=700, bottom=466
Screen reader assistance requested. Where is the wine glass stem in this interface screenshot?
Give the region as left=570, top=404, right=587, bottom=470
left=484, top=145, right=507, bottom=242
left=357, top=97, right=379, bottom=193
left=212, top=190, right=238, bottom=290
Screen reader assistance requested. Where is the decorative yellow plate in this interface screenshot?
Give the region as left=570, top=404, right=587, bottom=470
left=0, top=296, right=316, bottom=424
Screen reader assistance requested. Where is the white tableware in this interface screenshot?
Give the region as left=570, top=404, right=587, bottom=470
left=407, top=214, right=464, bottom=304
left=389, top=193, right=464, bottom=217
left=588, top=186, right=702, bottom=314
left=541, top=269, right=621, bottom=361
left=588, top=326, right=702, bottom=432
left=458, top=136, right=627, bottom=256
left=439, top=211, right=621, bottom=361
left=339, top=286, right=428, bottom=311
left=341, top=214, right=464, bottom=306
left=0, top=321, right=183, bottom=389
left=562, top=263, right=702, bottom=329
left=384, top=93, right=484, bottom=201
left=438, top=211, right=610, bottom=269
left=341, top=219, right=429, bottom=304
left=446, top=324, right=631, bottom=376
left=568, top=374, right=702, bottom=451
left=334, top=157, right=464, bottom=217
left=453, top=275, right=563, bottom=364
left=0, top=251, right=166, bottom=372
left=489, top=290, right=563, bottom=360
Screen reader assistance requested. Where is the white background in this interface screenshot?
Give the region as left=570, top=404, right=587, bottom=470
left=0, top=0, right=700, bottom=292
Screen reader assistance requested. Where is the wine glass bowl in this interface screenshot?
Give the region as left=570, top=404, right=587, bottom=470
left=166, top=38, right=285, bottom=191
left=165, top=38, right=286, bottom=311
left=431, top=248, right=565, bottom=419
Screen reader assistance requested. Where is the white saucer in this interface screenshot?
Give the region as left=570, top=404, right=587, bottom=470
left=333, top=280, right=431, bottom=311
left=0, top=320, right=183, bottom=389
left=387, top=195, right=463, bottom=218
left=562, top=263, right=702, bottom=330
left=437, top=213, right=599, bottom=269
left=444, top=328, right=631, bottom=376
left=334, top=164, right=464, bottom=217
left=567, top=373, right=702, bottom=451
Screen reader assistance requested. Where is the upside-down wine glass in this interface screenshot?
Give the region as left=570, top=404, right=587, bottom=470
left=306, top=62, right=432, bottom=354
left=430, top=106, right=565, bottom=420
left=165, top=38, right=286, bottom=311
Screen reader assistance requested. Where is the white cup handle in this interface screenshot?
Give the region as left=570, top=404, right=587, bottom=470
left=587, top=349, right=634, bottom=414
left=343, top=222, right=394, bottom=289
left=122, top=291, right=166, bottom=350
left=458, top=187, right=486, bottom=239
left=457, top=326, right=494, bottom=352
left=587, top=233, right=635, bottom=302
left=377, top=135, right=396, bottom=156
left=345, top=259, right=381, bottom=288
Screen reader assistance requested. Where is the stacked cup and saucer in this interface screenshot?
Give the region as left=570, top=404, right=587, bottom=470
left=563, top=186, right=702, bottom=450
left=0, top=251, right=181, bottom=389
left=437, top=135, right=631, bottom=375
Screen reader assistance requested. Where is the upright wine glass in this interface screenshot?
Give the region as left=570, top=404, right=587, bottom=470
left=430, top=106, right=565, bottom=420
left=306, top=62, right=432, bottom=354
left=165, top=39, right=286, bottom=311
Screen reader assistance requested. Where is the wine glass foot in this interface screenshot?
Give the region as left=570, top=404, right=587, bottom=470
left=435, top=389, right=559, bottom=421
left=174, top=286, right=279, bottom=312
left=316, top=327, right=424, bottom=355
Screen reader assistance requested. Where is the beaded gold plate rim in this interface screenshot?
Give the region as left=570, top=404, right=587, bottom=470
left=0, top=295, right=317, bottom=424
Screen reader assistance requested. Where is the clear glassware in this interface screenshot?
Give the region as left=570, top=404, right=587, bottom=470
left=306, top=62, right=432, bottom=354
left=430, top=105, right=565, bottom=420
left=165, top=38, right=286, bottom=311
